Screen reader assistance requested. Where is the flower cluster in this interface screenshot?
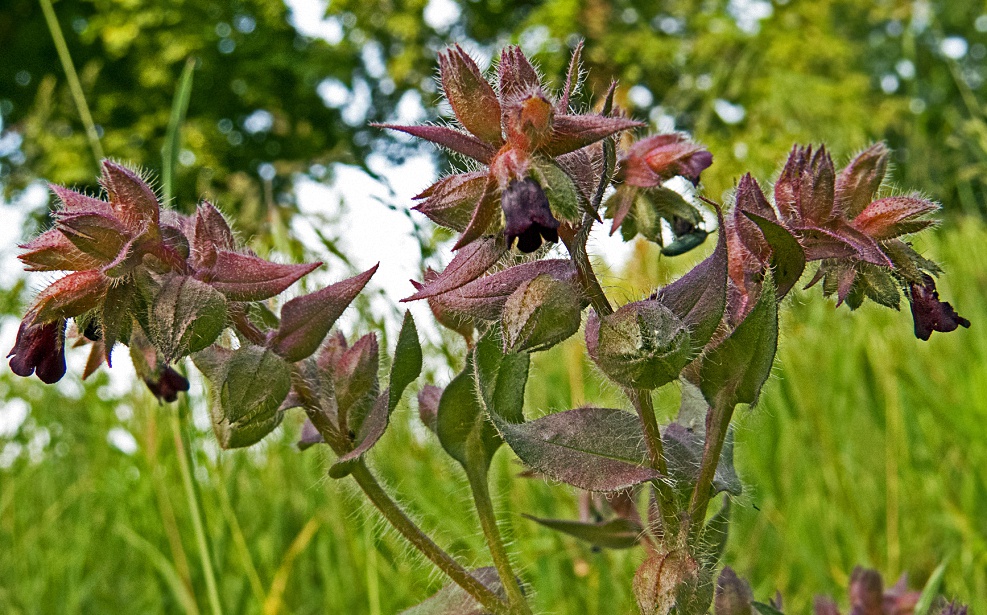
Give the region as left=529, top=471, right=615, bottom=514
left=725, top=144, right=969, bottom=338
left=8, top=161, right=379, bottom=448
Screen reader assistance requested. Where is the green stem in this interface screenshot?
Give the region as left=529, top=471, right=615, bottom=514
left=171, top=405, right=224, bottom=615
left=465, top=462, right=531, bottom=615
left=687, top=397, right=735, bottom=538
left=561, top=215, right=612, bottom=317
left=38, top=0, right=104, bottom=165
left=348, top=460, right=511, bottom=615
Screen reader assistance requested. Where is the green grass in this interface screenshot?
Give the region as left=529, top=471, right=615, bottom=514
left=1, top=218, right=985, bottom=613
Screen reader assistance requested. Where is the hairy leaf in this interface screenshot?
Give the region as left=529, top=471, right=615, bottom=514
left=388, top=311, right=423, bottom=412
left=523, top=514, right=643, bottom=549
left=494, top=407, right=660, bottom=491
left=204, top=251, right=320, bottom=301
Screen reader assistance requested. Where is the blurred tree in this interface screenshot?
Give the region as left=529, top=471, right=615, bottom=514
left=3, top=0, right=986, bottom=235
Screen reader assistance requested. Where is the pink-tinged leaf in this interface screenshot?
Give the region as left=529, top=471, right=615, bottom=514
left=100, top=161, right=160, bottom=235
left=542, top=114, right=644, bottom=157
left=851, top=196, right=938, bottom=240
left=403, top=236, right=507, bottom=301
left=269, top=264, right=377, bottom=362
left=605, top=185, right=639, bottom=235
left=452, top=178, right=501, bottom=250
left=439, top=45, right=503, bottom=145
left=735, top=174, right=776, bottom=221
left=809, top=222, right=891, bottom=266
left=56, top=211, right=131, bottom=264
left=50, top=184, right=112, bottom=214
left=427, top=259, right=576, bottom=321
left=492, top=407, right=661, bottom=492
left=715, top=568, right=755, bottom=614
left=523, top=514, right=643, bottom=550
left=498, top=45, right=541, bottom=103
left=557, top=41, right=583, bottom=112
left=418, top=384, right=442, bottom=433
left=329, top=333, right=380, bottom=432
left=798, top=145, right=835, bottom=224
left=774, top=144, right=811, bottom=223
left=398, top=567, right=504, bottom=615
left=203, top=251, right=320, bottom=301
left=191, top=201, right=236, bottom=269
left=329, top=390, right=389, bottom=478
left=18, top=229, right=102, bottom=272
left=297, top=419, right=325, bottom=450
left=556, top=146, right=600, bottom=205
left=31, top=270, right=109, bottom=323
left=653, top=207, right=727, bottom=348
left=835, top=143, right=890, bottom=218
left=634, top=133, right=714, bottom=187
left=377, top=123, right=495, bottom=164
left=412, top=171, right=489, bottom=232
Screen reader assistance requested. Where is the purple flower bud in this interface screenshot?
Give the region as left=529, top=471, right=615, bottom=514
left=502, top=178, right=560, bottom=253
left=144, top=366, right=191, bottom=403
left=909, top=274, right=970, bottom=341
left=8, top=318, right=67, bottom=384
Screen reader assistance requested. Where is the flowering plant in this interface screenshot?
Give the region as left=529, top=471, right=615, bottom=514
left=9, top=44, right=969, bottom=614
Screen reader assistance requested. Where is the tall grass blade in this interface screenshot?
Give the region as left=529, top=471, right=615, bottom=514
left=162, top=58, right=197, bottom=204
left=37, top=0, right=104, bottom=165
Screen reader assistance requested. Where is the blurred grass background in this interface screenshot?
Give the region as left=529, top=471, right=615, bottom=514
left=1, top=218, right=984, bottom=613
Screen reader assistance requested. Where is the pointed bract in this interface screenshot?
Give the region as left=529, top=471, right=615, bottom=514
left=378, top=123, right=496, bottom=164
left=835, top=143, right=890, bottom=218
left=18, top=229, right=102, bottom=272
left=31, top=270, right=109, bottom=323
left=498, top=45, right=541, bottom=103
left=439, top=45, right=503, bottom=145
left=100, top=161, right=160, bottom=236
left=542, top=114, right=644, bottom=157
left=269, top=265, right=377, bottom=362
left=202, top=251, right=320, bottom=301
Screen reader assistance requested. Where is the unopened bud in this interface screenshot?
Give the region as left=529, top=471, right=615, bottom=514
left=502, top=274, right=582, bottom=353
left=586, top=300, right=691, bottom=389
left=211, top=345, right=290, bottom=449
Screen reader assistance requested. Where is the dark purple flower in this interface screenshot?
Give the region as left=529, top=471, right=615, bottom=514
left=8, top=319, right=67, bottom=384
left=502, top=178, right=560, bottom=253
left=909, top=274, right=970, bottom=341
left=144, top=365, right=190, bottom=403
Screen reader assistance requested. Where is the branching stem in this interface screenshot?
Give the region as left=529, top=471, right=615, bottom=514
left=465, top=461, right=531, bottom=615
left=687, top=397, right=735, bottom=538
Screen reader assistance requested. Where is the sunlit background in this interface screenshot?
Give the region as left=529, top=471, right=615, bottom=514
left=1, top=0, right=986, bottom=612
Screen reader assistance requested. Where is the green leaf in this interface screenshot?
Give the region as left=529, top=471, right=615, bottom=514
left=699, top=275, right=779, bottom=408
left=751, top=602, right=784, bottom=615
left=388, top=311, right=423, bottom=412
left=742, top=211, right=806, bottom=299
left=474, top=328, right=529, bottom=424
left=213, top=345, right=290, bottom=449
left=532, top=156, right=585, bottom=221
left=399, top=567, right=503, bottom=615
left=437, top=355, right=502, bottom=470
left=493, top=407, right=660, bottom=491
left=523, top=514, right=643, bottom=549
left=915, top=560, right=949, bottom=615
left=148, top=273, right=227, bottom=362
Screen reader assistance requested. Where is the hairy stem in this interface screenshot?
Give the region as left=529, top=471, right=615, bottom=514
left=561, top=215, right=612, bottom=317
left=687, top=397, right=735, bottom=537
left=298, top=394, right=508, bottom=614
left=465, top=461, right=531, bottom=615
left=349, top=460, right=511, bottom=615
left=171, top=404, right=224, bottom=615
left=628, top=388, right=679, bottom=534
